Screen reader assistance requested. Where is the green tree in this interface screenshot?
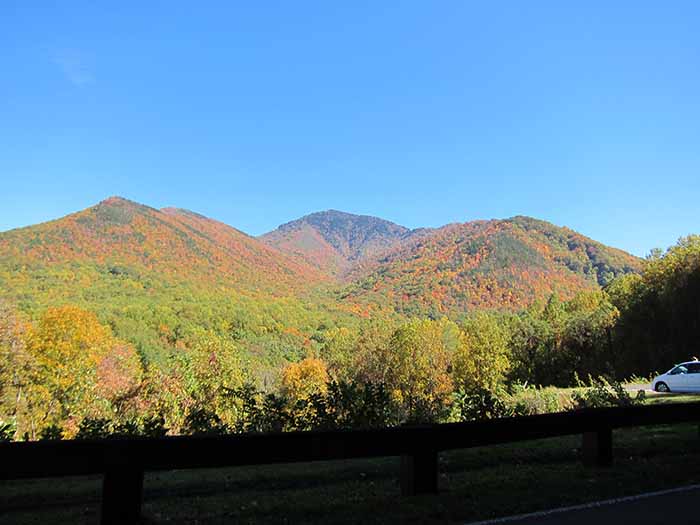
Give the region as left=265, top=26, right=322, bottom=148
left=0, top=302, right=31, bottom=440
left=319, top=327, right=356, bottom=379
left=454, top=312, right=511, bottom=392
left=176, top=332, right=247, bottom=429
left=611, top=236, right=700, bottom=376
left=352, top=318, right=458, bottom=423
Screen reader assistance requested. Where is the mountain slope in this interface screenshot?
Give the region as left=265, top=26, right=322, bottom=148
left=0, top=199, right=643, bottom=323
left=260, top=210, right=413, bottom=276
left=0, top=196, right=326, bottom=297
left=340, top=216, right=643, bottom=316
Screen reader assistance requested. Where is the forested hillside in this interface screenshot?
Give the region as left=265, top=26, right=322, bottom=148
left=0, top=196, right=326, bottom=295
left=5, top=197, right=695, bottom=443
left=0, top=197, right=347, bottom=370
left=342, top=216, right=642, bottom=317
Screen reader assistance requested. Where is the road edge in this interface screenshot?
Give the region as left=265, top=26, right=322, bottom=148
left=464, top=483, right=700, bottom=524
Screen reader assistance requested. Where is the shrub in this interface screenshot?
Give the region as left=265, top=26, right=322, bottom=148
left=140, top=415, right=168, bottom=437
left=572, top=376, right=645, bottom=409
left=302, top=380, right=398, bottom=430
left=451, top=388, right=514, bottom=422
left=0, top=420, right=16, bottom=442
left=324, top=380, right=396, bottom=429
left=508, top=383, right=571, bottom=415
left=183, top=407, right=227, bottom=435
left=75, top=417, right=112, bottom=439
left=227, top=379, right=396, bottom=433
left=39, top=424, right=64, bottom=440
left=110, top=420, right=141, bottom=437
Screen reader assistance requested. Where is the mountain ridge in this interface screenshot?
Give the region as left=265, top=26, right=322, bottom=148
left=0, top=196, right=327, bottom=297
left=0, top=197, right=643, bottom=316
left=341, top=215, right=642, bottom=315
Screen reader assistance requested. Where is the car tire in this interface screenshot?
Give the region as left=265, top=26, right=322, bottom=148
left=655, top=382, right=670, bottom=393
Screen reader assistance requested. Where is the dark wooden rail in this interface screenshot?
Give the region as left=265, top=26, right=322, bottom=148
left=2, top=401, right=699, bottom=524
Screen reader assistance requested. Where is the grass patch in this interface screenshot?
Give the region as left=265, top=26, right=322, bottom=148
left=645, top=393, right=700, bottom=405
left=3, top=422, right=700, bottom=524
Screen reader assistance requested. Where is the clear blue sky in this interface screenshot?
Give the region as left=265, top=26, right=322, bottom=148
left=2, top=2, right=699, bottom=256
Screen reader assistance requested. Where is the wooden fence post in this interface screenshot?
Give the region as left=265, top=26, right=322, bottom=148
left=401, top=449, right=438, bottom=496
left=101, top=451, right=144, bottom=525
left=582, top=427, right=613, bottom=467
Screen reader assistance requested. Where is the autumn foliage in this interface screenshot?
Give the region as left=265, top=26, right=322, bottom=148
left=0, top=199, right=696, bottom=441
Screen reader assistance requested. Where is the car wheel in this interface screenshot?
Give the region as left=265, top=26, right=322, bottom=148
left=655, top=382, right=670, bottom=393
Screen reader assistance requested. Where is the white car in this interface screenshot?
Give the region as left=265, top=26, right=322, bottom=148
left=652, top=361, right=700, bottom=393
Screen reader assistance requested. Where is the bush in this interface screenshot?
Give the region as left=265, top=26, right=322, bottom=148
left=75, top=417, right=112, bottom=439
left=39, top=424, right=64, bottom=440
left=302, top=380, right=397, bottom=430
left=110, top=420, right=141, bottom=437
left=67, top=416, right=168, bottom=440
left=0, top=420, right=16, bottom=442
left=572, top=376, right=645, bottom=409
left=141, top=415, right=168, bottom=437
left=227, top=380, right=396, bottom=433
left=508, top=383, right=571, bottom=415
left=451, top=388, right=514, bottom=422
left=183, top=407, right=227, bottom=435
left=325, top=380, right=396, bottom=429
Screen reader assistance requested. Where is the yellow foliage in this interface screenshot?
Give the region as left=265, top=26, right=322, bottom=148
left=280, top=357, right=329, bottom=401
left=22, top=305, right=140, bottom=436
left=352, top=318, right=458, bottom=421
left=454, top=312, right=510, bottom=392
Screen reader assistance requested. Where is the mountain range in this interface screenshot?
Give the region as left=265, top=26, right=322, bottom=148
left=0, top=197, right=642, bottom=318
left=260, top=207, right=641, bottom=315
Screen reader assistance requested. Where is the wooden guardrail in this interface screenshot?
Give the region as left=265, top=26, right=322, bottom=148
left=2, top=401, right=699, bottom=524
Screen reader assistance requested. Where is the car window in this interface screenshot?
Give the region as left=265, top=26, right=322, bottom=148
left=687, top=363, right=700, bottom=373
left=670, top=365, right=688, bottom=375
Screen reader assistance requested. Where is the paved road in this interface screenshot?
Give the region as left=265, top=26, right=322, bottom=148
left=625, top=383, right=650, bottom=392
left=626, top=383, right=700, bottom=398
left=465, top=485, right=700, bottom=525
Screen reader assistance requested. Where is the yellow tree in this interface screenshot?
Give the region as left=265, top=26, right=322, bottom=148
left=24, top=305, right=137, bottom=437
left=454, top=312, right=511, bottom=392
left=319, top=327, right=356, bottom=379
left=353, top=318, right=459, bottom=423
left=280, top=357, right=329, bottom=402
left=279, top=356, right=330, bottom=430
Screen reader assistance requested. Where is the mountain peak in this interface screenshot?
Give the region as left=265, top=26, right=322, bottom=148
left=301, top=209, right=377, bottom=220
left=261, top=210, right=412, bottom=276
left=87, top=196, right=158, bottom=226
left=96, top=195, right=148, bottom=208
